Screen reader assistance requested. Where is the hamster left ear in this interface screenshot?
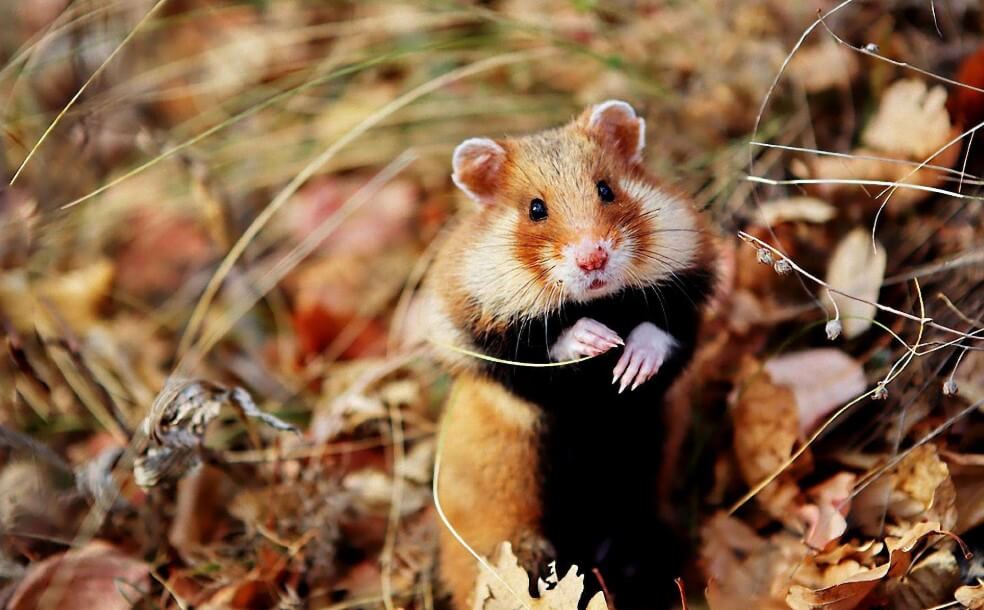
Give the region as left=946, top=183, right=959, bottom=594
left=452, top=137, right=507, bottom=205
left=582, top=100, right=646, bottom=163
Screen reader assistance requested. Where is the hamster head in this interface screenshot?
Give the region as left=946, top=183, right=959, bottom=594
left=451, top=100, right=701, bottom=322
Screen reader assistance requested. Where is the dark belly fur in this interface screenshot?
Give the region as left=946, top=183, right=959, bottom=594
left=468, top=270, right=712, bottom=609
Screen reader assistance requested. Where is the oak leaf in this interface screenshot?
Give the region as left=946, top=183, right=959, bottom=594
left=472, top=542, right=608, bottom=610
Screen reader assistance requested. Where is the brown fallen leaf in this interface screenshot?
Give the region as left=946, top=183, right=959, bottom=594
left=882, top=546, right=959, bottom=610
left=7, top=541, right=149, bottom=610
left=701, top=512, right=805, bottom=608
left=114, top=207, right=214, bottom=298
left=892, top=445, right=958, bottom=530
left=956, top=583, right=984, bottom=609
left=730, top=356, right=809, bottom=518
left=852, top=444, right=957, bottom=536
left=472, top=541, right=608, bottom=610
left=786, top=521, right=947, bottom=610
left=824, top=228, right=886, bottom=339
left=942, top=452, right=984, bottom=534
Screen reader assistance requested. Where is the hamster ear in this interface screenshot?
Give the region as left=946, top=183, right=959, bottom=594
left=583, top=100, right=646, bottom=163
left=452, top=137, right=507, bottom=204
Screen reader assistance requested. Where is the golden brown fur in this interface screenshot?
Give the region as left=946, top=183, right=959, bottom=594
left=436, top=374, right=543, bottom=608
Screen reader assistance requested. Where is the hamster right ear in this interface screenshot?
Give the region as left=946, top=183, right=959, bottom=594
left=452, top=137, right=507, bottom=205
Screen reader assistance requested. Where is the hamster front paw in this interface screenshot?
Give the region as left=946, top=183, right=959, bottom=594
left=549, top=317, right=623, bottom=362
left=612, top=322, right=677, bottom=393
left=513, top=530, right=557, bottom=593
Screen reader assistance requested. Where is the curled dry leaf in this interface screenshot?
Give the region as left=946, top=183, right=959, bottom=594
left=134, top=379, right=297, bottom=488
left=882, top=546, right=959, bottom=610
left=890, top=444, right=958, bottom=530
left=764, top=348, right=867, bottom=435
left=824, top=228, right=886, bottom=339
left=472, top=541, right=608, bottom=610
left=7, top=541, right=149, bottom=610
left=852, top=444, right=957, bottom=535
left=786, top=521, right=947, bottom=610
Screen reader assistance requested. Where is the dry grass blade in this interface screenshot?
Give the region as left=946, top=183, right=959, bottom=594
left=9, top=0, right=170, bottom=185
left=176, top=47, right=556, bottom=359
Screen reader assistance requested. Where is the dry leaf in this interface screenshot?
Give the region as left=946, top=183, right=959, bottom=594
left=701, top=513, right=813, bottom=608
left=0, top=261, right=113, bottom=333
left=134, top=379, right=297, bottom=488
left=956, top=583, right=984, bottom=609
left=861, top=79, right=953, bottom=160
left=764, top=349, right=867, bottom=435
left=755, top=196, right=837, bottom=226
left=7, top=541, right=149, bottom=610
left=786, top=522, right=946, bottom=610
left=852, top=445, right=957, bottom=535
left=730, top=357, right=806, bottom=517
left=891, top=445, right=957, bottom=530
left=882, top=546, right=959, bottom=610
left=798, top=472, right=856, bottom=551
left=942, top=452, right=984, bottom=534
left=472, top=542, right=608, bottom=610
left=794, top=78, right=960, bottom=211
left=824, top=228, right=886, bottom=339
left=788, top=40, right=859, bottom=93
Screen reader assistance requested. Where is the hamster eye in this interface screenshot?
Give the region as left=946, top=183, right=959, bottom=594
left=596, top=180, right=615, bottom=203
left=529, top=198, right=548, bottom=221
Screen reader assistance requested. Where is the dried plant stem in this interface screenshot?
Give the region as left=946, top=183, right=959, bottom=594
left=738, top=230, right=979, bottom=342
left=746, top=175, right=984, bottom=202
left=177, top=47, right=555, bottom=359
left=177, top=151, right=416, bottom=372
left=9, top=0, right=171, bottom=185
left=428, top=339, right=596, bottom=368
left=749, top=142, right=982, bottom=182
left=58, top=50, right=407, bottom=210
left=848, top=397, right=984, bottom=503
left=381, top=401, right=406, bottom=610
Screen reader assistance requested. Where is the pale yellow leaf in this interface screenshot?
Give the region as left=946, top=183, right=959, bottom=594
left=861, top=79, right=953, bottom=159
left=824, top=228, right=886, bottom=339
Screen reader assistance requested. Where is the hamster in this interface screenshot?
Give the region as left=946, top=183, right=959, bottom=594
left=425, top=100, right=716, bottom=610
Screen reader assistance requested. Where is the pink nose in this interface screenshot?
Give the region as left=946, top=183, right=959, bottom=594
left=576, top=246, right=608, bottom=272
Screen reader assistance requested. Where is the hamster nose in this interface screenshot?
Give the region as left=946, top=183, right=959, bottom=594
left=576, top=245, right=609, bottom=272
